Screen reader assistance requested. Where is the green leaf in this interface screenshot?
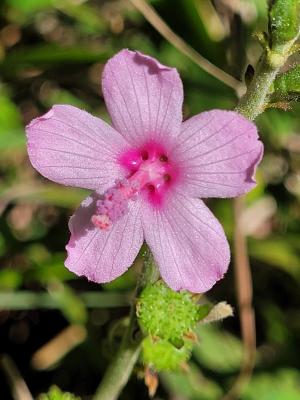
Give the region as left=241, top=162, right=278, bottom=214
left=0, top=92, right=25, bottom=150
left=242, top=369, right=300, bottom=400
left=274, top=65, right=300, bottom=96
left=0, top=45, right=110, bottom=74
left=161, top=362, right=223, bottom=400
left=0, top=183, right=88, bottom=208
left=193, top=325, right=243, bottom=373
left=0, top=291, right=130, bottom=310
left=7, top=0, right=52, bottom=14
left=0, top=269, right=23, bottom=290
left=249, top=238, right=300, bottom=281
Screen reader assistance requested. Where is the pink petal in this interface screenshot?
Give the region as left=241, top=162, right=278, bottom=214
left=102, top=49, right=183, bottom=146
left=142, top=193, right=230, bottom=293
left=26, top=105, right=129, bottom=191
left=65, top=193, right=143, bottom=282
left=173, top=110, right=263, bottom=198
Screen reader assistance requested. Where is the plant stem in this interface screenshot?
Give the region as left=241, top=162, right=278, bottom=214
left=129, top=0, right=243, bottom=94
left=236, top=38, right=299, bottom=120
left=92, top=309, right=141, bottom=400
left=235, top=54, right=278, bottom=120
left=223, top=33, right=300, bottom=400
left=0, top=291, right=130, bottom=310
left=93, top=249, right=158, bottom=400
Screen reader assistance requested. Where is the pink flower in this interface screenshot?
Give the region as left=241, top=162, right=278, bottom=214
left=26, top=49, right=263, bottom=293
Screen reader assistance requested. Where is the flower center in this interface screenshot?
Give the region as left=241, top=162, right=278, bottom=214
left=91, top=141, right=178, bottom=230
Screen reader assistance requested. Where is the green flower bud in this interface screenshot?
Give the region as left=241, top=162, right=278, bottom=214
left=38, top=386, right=80, bottom=400
left=137, top=281, right=210, bottom=342
left=269, top=0, right=300, bottom=46
left=142, top=336, right=192, bottom=371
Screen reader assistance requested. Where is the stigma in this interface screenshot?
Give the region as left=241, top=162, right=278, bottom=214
left=91, top=141, right=179, bottom=230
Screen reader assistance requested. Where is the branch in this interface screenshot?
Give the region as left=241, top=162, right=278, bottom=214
left=129, top=0, right=243, bottom=94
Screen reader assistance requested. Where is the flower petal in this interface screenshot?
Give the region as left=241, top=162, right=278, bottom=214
left=26, top=105, right=128, bottom=191
left=173, top=110, right=263, bottom=198
left=142, top=193, right=230, bottom=293
left=102, top=49, right=183, bottom=145
left=65, top=193, right=143, bottom=283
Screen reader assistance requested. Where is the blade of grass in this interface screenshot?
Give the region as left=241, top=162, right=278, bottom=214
left=0, top=291, right=131, bottom=310
left=0, top=354, right=33, bottom=400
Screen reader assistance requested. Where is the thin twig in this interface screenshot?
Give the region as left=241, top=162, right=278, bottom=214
left=129, top=0, right=244, bottom=94
left=221, top=197, right=256, bottom=400
left=0, top=354, right=33, bottom=400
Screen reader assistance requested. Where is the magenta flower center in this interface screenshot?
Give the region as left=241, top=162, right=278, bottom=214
left=91, top=141, right=179, bottom=230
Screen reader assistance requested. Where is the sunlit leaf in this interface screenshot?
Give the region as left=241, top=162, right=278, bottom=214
left=193, top=324, right=243, bottom=373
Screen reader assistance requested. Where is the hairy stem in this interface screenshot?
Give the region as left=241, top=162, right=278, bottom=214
left=92, top=308, right=141, bottom=400
left=236, top=38, right=300, bottom=120
left=93, top=249, right=158, bottom=400
left=223, top=34, right=300, bottom=400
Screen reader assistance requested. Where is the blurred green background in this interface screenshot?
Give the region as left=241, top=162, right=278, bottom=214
left=0, top=0, right=300, bottom=399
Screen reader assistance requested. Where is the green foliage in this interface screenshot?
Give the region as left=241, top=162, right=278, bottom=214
left=269, top=0, right=300, bottom=46
left=1, top=45, right=110, bottom=75
left=142, top=336, right=192, bottom=371
left=1, top=0, right=300, bottom=397
left=137, top=280, right=210, bottom=342
left=38, top=385, right=80, bottom=400
left=274, top=65, right=300, bottom=98
left=243, top=369, right=300, bottom=400
left=0, top=269, right=22, bottom=290
left=7, top=0, right=52, bottom=14
left=249, top=238, right=300, bottom=281
left=161, top=363, right=223, bottom=400
left=0, top=91, right=25, bottom=150
left=193, top=325, right=243, bottom=373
